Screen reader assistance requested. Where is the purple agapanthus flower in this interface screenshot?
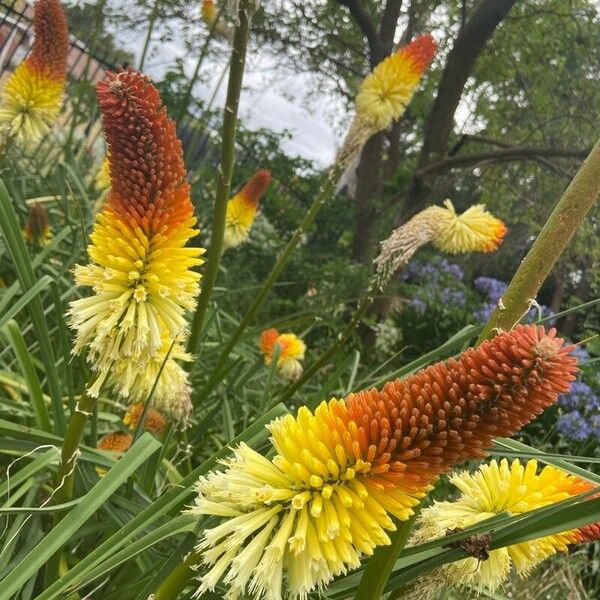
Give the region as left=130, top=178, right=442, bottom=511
left=409, top=297, right=427, bottom=314
left=474, top=277, right=507, bottom=302
left=473, top=301, right=496, bottom=323
left=556, top=410, right=592, bottom=442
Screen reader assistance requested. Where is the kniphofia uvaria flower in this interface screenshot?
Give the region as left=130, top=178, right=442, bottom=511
left=410, top=458, right=599, bottom=594
left=223, top=169, right=271, bottom=249
left=259, top=327, right=306, bottom=381
left=190, top=325, right=577, bottom=600
left=375, top=199, right=507, bottom=288
left=69, top=69, right=204, bottom=421
left=0, top=0, right=68, bottom=147
left=338, top=34, right=437, bottom=167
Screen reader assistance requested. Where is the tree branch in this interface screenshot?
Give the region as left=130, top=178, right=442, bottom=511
left=415, top=147, right=589, bottom=178
left=337, top=0, right=385, bottom=65
left=379, top=0, right=404, bottom=50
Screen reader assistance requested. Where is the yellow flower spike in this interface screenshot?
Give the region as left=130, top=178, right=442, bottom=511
left=259, top=328, right=306, bottom=381
left=429, top=199, right=508, bottom=254
left=0, top=0, right=68, bottom=147
left=189, top=326, right=579, bottom=600
left=356, top=34, right=437, bottom=131
left=223, top=170, right=271, bottom=249
left=374, top=198, right=506, bottom=287
left=411, top=458, right=596, bottom=594
left=68, top=70, right=204, bottom=420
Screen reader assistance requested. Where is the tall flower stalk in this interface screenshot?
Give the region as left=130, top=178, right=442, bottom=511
left=185, top=325, right=577, bottom=600
left=0, top=0, right=68, bottom=150
left=47, top=69, right=204, bottom=585
left=187, top=0, right=252, bottom=354
left=478, top=138, right=600, bottom=343
left=192, top=35, right=437, bottom=390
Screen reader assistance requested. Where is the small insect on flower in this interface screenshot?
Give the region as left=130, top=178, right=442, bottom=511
left=22, top=202, right=52, bottom=247
left=223, top=170, right=271, bottom=250
left=411, top=458, right=599, bottom=594
left=375, top=199, right=506, bottom=288
left=0, top=0, right=68, bottom=147
left=68, top=69, right=205, bottom=421
left=123, top=403, right=167, bottom=436
left=190, top=325, right=577, bottom=600
left=259, top=328, right=305, bottom=381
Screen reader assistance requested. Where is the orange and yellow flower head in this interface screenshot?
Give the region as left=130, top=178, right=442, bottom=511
left=0, top=0, right=68, bottom=146
left=201, top=0, right=217, bottom=25
left=224, top=170, right=271, bottom=249
left=22, top=202, right=52, bottom=247
left=337, top=34, right=436, bottom=168
left=69, top=69, right=204, bottom=419
left=190, top=325, right=577, bottom=600
left=412, top=458, right=597, bottom=593
left=356, top=34, right=437, bottom=131
left=123, top=402, right=167, bottom=436
left=259, top=327, right=305, bottom=381
left=97, top=431, right=133, bottom=453
left=375, top=199, right=506, bottom=288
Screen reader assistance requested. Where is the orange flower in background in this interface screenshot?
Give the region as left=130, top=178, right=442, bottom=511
left=223, top=169, right=271, bottom=249
left=259, top=327, right=306, bottom=380
left=200, top=0, right=234, bottom=43
left=0, top=0, right=68, bottom=146
left=97, top=431, right=133, bottom=453
left=123, top=403, right=167, bottom=436
left=69, top=69, right=205, bottom=421
left=191, top=325, right=577, bottom=600
left=22, top=202, right=52, bottom=247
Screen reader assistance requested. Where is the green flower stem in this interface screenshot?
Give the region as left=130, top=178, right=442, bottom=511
left=193, top=164, right=343, bottom=401
left=187, top=0, right=251, bottom=356
left=477, top=138, right=600, bottom=344
left=153, top=549, right=202, bottom=599
left=138, top=0, right=160, bottom=71
left=276, top=281, right=377, bottom=407
left=44, top=393, right=97, bottom=586
left=174, top=13, right=220, bottom=124
left=355, top=508, right=421, bottom=600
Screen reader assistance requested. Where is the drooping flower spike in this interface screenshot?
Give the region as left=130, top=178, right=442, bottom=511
left=0, top=0, right=68, bottom=147
left=200, top=0, right=234, bottom=43
left=224, top=170, right=271, bottom=249
left=190, top=325, right=577, bottom=600
left=337, top=34, right=437, bottom=167
left=259, top=327, right=306, bottom=381
left=22, top=202, right=52, bottom=247
left=409, top=458, right=599, bottom=595
left=69, top=69, right=204, bottom=421
left=374, top=199, right=506, bottom=288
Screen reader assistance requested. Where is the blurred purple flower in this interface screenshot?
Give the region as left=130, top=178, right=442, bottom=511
left=409, top=297, right=427, bottom=314
left=556, top=410, right=591, bottom=442
left=569, top=345, right=589, bottom=363
left=473, top=301, right=496, bottom=323
left=441, top=287, right=465, bottom=306
left=474, top=276, right=507, bottom=302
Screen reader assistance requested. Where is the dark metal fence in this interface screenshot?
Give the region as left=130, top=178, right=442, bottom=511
left=0, top=0, right=119, bottom=169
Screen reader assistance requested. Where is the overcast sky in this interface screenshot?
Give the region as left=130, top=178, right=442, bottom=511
left=114, top=30, right=341, bottom=168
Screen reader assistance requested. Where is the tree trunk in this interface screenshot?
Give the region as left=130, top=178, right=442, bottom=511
left=352, top=132, right=385, bottom=264
left=395, top=0, right=518, bottom=224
